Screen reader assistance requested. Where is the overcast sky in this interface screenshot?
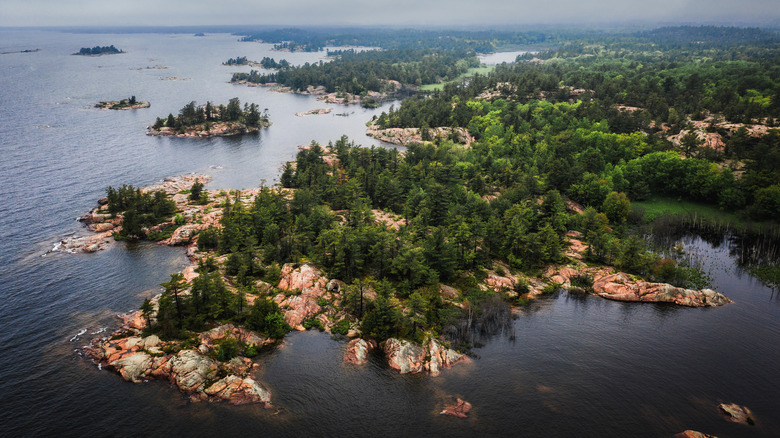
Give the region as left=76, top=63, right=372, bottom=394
left=1, top=0, right=778, bottom=28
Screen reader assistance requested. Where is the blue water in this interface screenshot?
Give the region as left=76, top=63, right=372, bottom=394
left=1, top=29, right=778, bottom=437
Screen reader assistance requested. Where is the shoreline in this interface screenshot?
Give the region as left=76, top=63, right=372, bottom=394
left=147, top=120, right=269, bottom=138
left=73, top=171, right=731, bottom=409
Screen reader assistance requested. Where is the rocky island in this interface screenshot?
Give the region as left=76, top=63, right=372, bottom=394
left=147, top=97, right=270, bottom=138
left=96, top=96, right=150, bottom=110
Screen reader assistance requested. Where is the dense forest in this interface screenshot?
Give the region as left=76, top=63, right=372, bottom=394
left=139, top=26, right=780, bottom=348
left=373, top=26, right=780, bottom=221
left=231, top=49, right=480, bottom=95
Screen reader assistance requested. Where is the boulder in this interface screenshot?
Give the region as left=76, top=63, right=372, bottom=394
left=425, top=339, right=468, bottom=377
left=168, top=350, right=218, bottom=393
left=275, top=294, right=322, bottom=331
left=384, top=338, right=425, bottom=374
left=120, top=311, right=146, bottom=330
left=90, top=222, right=115, bottom=232
left=160, top=223, right=205, bottom=246
left=277, top=263, right=328, bottom=296
left=718, top=403, right=754, bottom=425
left=142, top=335, right=161, bottom=349
left=440, top=398, right=472, bottom=418
left=110, top=351, right=152, bottom=383
left=204, top=375, right=271, bottom=405
left=224, top=356, right=254, bottom=376
left=326, top=279, right=346, bottom=293
left=593, top=273, right=732, bottom=307
left=439, top=284, right=460, bottom=300
left=344, top=338, right=377, bottom=365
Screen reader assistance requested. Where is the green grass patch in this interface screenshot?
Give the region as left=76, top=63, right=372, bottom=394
left=634, top=196, right=780, bottom=238
left=419, top=65, right=496, bottom=91
left=633, top=196, right=742, bottom=224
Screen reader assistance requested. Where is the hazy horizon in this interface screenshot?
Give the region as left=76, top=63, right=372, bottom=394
left=1, top=0, right=779, bottom=29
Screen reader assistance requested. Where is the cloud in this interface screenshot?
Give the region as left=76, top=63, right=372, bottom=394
left=1, top=0, right=778, bottom=27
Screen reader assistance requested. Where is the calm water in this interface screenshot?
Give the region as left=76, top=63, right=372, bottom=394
left=1, top=29, right=779, bottom=437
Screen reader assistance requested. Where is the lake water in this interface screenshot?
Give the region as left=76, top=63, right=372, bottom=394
left=1, top=30, right=778, bottom=437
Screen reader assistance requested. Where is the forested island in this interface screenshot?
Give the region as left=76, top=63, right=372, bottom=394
left=80, top=26, right=780, bottom=427
left=96, top=96, right=149, bottom=110
left=147, top=98, right=270, bottom=137
left=224, top=56, right=290, bottom=70
left=74, top=45, right=123, bottom=56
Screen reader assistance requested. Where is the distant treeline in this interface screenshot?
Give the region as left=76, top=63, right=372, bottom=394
left=231, top=49, right=479, bottom=94
left=238, top=27, right=574, bottom=53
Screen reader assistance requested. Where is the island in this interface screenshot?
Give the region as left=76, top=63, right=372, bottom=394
left=73, top=45, right=124, bottom=56
left=96, top=96, right=150, bottom=110
left=77, top=131, right=733, bottom=407
left=147, top=98, right=270, bottom=137
left=223, top=56, right=290, bottom=70
left=0, top=48, right=40, bottom=55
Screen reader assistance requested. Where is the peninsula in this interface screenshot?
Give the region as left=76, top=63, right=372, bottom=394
left=147, top=98, right=270, bottom=137
left=80, top=136, right=731, bottom=408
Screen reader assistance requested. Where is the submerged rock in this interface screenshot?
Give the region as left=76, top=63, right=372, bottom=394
left=718, top=402, right=754, bottom=425
left=674, top=431, right=717, bottom=438
left=440, top=398, right=472, bottom=418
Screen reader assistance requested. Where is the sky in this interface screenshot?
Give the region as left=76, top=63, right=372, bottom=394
left=1, top=0, right=778, bottom=28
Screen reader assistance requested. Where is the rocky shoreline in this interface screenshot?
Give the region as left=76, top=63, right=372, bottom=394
left=295, top=108, right=332, bottom=117
left=73, top=171, right=731, bottom=409
left=96, top=100, right=150, bottom=110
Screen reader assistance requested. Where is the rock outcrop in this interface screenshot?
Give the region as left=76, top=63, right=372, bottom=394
left=383, top=338, right=467, bottom=375
left=384, top=338, right=425, bottom=374
left=88, top=323, right=274, bottom=406
left=366, top=124, right=473, bottom=146
left=274, top=263, right=329, bottom=330
left=718, top=402, right=754, bottom=425
left=440, top=398, right=472, bottom=418
left=344, top=338, right=377, bottom=365
left=544, top=261, right=732, bottom=308
left=424, top=339, right=468, bottom=377
left=593, top=273, right=732, bottom=307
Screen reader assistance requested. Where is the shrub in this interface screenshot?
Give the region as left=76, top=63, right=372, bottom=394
left=331, top=318, right=350, bottom=335
left=215, top=336, right=238, bottom=361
